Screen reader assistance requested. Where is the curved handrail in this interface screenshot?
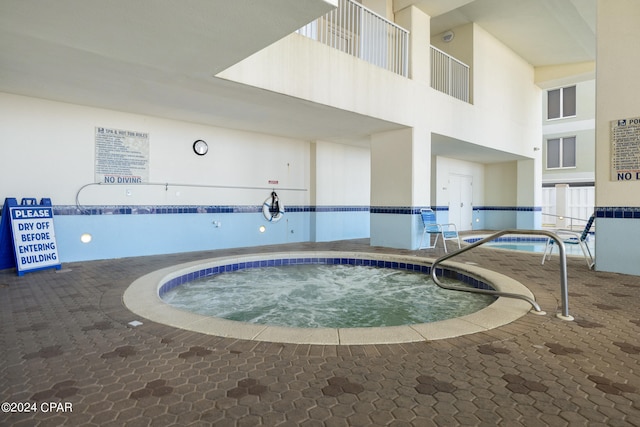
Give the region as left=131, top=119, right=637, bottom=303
left=430, top=229, right=573, bottom=320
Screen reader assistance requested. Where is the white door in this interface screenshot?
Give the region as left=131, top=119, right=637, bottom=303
left=449, top=174, right=473, bottom=231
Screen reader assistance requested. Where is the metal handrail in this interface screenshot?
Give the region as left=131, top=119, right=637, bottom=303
left=542, top=212, right=590, bottom=223
left=430, top=45, right=470, bottom=102
left=430, top=229, right=574, bottom=321
left=541, top=212, right=594, bottom=231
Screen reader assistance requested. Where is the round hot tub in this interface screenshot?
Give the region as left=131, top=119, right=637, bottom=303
left=124, top=251, right=535, bottom=345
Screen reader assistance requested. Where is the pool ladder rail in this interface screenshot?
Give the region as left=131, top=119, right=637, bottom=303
left=430, top=229, right=574, bottom=321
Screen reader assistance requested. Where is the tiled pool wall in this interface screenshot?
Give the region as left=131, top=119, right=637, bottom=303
left=463, top=236, right=550, bottom=244
left=158, top=255, right=496, bottom=299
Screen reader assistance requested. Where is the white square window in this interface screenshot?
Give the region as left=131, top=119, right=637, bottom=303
left=547, top=86, right=576, bottom=120
left=546, top=137, right=576, bottom=169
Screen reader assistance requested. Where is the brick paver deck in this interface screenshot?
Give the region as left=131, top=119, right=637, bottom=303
left=1, top=239, right=638, bottom=426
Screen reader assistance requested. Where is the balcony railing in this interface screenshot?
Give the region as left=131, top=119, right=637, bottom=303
left=431, top=46, right=470, bottom=102
left=297, top=0, right=409, bottom=77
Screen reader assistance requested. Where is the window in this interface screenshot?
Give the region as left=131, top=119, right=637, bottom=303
left=547, top=86, right=576, bottom=119
left=547, top=137, right=576, bottom=169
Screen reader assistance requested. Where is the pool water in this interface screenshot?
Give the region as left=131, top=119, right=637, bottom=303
left=161, top=264, right=495, bottom=328
left=483, top=238, right=595, bottom=256
left=486, top=243, right=548, bottom=252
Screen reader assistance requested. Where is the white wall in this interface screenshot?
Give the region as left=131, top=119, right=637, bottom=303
left=362, top=0, right=393, bottom=19
left=218, top=33, right=418, bottom=128
left=485, top=162, right=518, bottom=206
left=310, top=140, right=371, bottom=242
left=0, top=92, right=310, bottom=207
left=0, top=92, right=372, bottom=261
left=312, top=140, right=370, bottom=205
left=370, top=128, right=414, bottom=207
left=472, top=24, right=541, bottom=157
left=396, top=5, right=430, bottom=85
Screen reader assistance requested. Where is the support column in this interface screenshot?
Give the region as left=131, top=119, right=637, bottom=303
left=516, top=159, right=542, bottom=229
left=594, top=0, right=640, bottom=275
left=555, top=184, right=569, bottom=229
left=395, top=5, right=430, bottom=84
left=310, top=140, right=371, bottom=242
left=370, top=127, right=430, bottom=249
left=369, top=4, right=432, bottom=250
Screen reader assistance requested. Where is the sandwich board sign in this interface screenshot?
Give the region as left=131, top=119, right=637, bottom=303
left=0, top=198, right=61, bottom=276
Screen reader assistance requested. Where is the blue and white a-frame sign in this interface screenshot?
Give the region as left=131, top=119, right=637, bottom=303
left=0, top=198, right=62, bottom=276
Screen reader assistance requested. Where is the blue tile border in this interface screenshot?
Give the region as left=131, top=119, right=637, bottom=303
left=52, top=205, right=371, bottom=216
left=463, top=236, right=549, bottom=244
left=370, top=206, right=430, bottom=215
left=47, top=204, right=547, bottom=216
left=595, top=207, right=640, bottom=219
left=312, top=206, right=370, bottom=213
left=475, top=206, right=542, bottom=212
left=158, top=256, right=495, bottom=298
left=370, top=206, right=542, bottom=214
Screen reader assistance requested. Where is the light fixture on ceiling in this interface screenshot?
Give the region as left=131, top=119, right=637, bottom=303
left=442, top=30, right=455, bottom=43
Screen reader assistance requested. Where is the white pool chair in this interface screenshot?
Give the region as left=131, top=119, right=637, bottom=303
left=542, top=213, right=595, bottom=269
left=418, top=208, right=461, bottom=253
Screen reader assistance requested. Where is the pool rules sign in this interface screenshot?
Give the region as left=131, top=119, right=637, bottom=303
left=0, top=198, right=61, bottom=276
left=611, top=117, right=640, bottom=181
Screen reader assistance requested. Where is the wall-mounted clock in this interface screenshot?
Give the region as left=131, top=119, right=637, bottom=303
left=193, top=139, right=208, bottom=156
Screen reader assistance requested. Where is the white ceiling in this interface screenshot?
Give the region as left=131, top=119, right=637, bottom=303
left=0, top=0, right=358, bottom=140
left=426, top=0, right=596, bottom=67
left=0, top=0, right=596, bottom=150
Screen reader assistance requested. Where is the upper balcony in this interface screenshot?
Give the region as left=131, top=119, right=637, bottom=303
left=297, top=0, right=409, bottom=77
left=297, top=0, right=470, bottom=103
left=431, top=46, right=470, bottom=103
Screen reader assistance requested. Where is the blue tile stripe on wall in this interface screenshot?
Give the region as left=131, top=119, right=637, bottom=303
left=370, top=206, right=426, bottom=214
left=595, top=207, right=640, bottom=219
left=49, top=205, right=555, bottom=216
left=158, top=256, right=495, bottom=298
left=53, top=205, right=370, bottom=215
left=369, top=206, right=542, bottom=214
left=475, top=206, right=542, bottom=212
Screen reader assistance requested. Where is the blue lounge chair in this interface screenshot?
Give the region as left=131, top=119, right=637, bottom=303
left=418, top=208, right=461, bottom=253
left=542, top=213, right=595, bottom=269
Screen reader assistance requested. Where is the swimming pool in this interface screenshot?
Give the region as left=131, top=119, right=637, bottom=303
left=464, top=235, right=595, bottom=256
left=123, top=251, right=536, bottom=344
